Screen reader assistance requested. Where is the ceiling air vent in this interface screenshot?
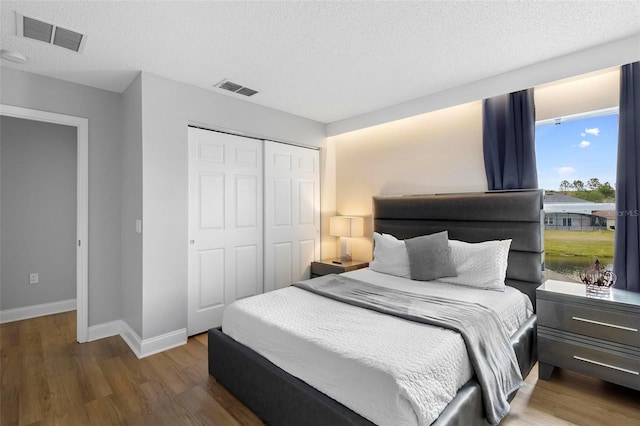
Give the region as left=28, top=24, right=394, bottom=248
left=236, top=87, right=259, bottom=97
left=22, top=16, right=53, bottom=43
left=16, top=12, right=87, bottom=53
left=214, top=79, right=259, bottom=97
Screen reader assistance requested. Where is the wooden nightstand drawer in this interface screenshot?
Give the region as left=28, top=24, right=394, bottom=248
left=538, top=299, right=640, bottom=347
left=538, top=329, right=640, bottom=390
left=311, top=262, right=344, bottom=276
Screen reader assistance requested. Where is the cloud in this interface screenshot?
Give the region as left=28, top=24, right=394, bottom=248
left=585, top=127, right=600, bottom=136
left=579, top=140, right=591, bottom=148
left=556, top=166, right=576, bottom=175
left=581, top=132, right=586, bottom=137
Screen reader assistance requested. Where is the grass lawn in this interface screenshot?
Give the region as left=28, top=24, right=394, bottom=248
left=545, top=229, right=614, bottom=258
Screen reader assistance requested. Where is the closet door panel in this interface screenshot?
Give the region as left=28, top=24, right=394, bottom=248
left=199, top=173, right=225, bottom=229
left=298, top=239, right=315, bottom=281
left=188, top=127, right=263, bottom=335
left=197, top=249, right=225, bottom=309
left=235, top=244, right=259, bottom=300
left=264, top=142, right=320, bottom=292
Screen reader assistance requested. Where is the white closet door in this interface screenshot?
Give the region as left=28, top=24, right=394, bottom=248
left=187, top=127, right=263, bottom=335
left=264, top=141, right=320, bottom=292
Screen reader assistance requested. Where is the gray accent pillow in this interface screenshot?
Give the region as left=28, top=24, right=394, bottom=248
left=405, top=231, right=457, bottom=281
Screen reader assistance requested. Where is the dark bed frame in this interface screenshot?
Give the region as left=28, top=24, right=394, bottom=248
left=209, top=190, right=544, bottom=426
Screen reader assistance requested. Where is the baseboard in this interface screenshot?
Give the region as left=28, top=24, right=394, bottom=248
left=4, top=307, right=187, bottom=358
left=87, top=320, right=123, bottom=341
left=120, top=321, right=143, bottom=358
left=0, top=298, right=76, bottom=323
left=139, top=328, right=187, bottom=358
left=118, top=321, right=186, bottom=358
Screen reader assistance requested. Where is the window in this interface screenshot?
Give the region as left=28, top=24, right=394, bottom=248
left=536, top=107, right=618, bottom=282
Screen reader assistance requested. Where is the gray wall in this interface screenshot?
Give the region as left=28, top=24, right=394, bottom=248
left=120, top=74, right=143, bottom=336
left=1, top=116, right=76, bottom=309
left=0, top=67, right=326, bottom=338
left=139, top=72, right=326, bottom=339
left=0, top=68, right=122, bottom=326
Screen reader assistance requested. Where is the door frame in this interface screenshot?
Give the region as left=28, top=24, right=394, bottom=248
left=0, top=104, right=89, bottom=342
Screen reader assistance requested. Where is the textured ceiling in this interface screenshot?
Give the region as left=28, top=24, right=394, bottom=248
left=1, top=1, right=639, bottom=123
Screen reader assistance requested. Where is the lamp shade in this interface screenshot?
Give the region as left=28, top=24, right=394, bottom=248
left=330, top=216, right=363, bottom=238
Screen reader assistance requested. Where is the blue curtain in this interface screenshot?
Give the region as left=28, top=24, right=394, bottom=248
left=614, top=62, right=640, bottom=293
left=483, top=88, right=538, bottom=190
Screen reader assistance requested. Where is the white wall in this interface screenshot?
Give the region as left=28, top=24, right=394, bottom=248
left=320, top=137, right=337, bottom=259
left=120, top=74, right=143, bottom=337
left=535, top=69, right=620, bottom=121
left=0, top=68, right=122, bottom=326
left=333, top=102, right=487, bottom=260
left=138, top=72, right=326, bottom=340
left=1, top=116, right=76, bottom=309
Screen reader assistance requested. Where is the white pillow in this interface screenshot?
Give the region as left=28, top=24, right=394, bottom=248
left=443, top=239, right=512, bottom=291
left=369, top=232, right=411, bottom=278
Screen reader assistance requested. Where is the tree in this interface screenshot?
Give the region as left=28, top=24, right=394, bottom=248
left=587, top=178, right=601, bottom=190
left=557, top=178, right=615, bottom=201
left=599, top=182, right=615, bottom=199
left=572, top=190, right=603, bottom=202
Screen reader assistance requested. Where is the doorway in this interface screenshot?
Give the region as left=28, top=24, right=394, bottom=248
left=0, top=105, right=88, bottom=342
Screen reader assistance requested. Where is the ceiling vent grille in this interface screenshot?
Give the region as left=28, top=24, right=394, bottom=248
left=214, top=79, right=259, bottom=97
left=22, top=16, right=53, bottom=43
left=16, top=12, right=87, bottom=53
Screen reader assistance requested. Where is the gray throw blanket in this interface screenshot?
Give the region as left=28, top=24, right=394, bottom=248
left=292, top=274, right=524, bottom=425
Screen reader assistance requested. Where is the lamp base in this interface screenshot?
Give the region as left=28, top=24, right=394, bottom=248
left=339, top=237, right=353, bottom=263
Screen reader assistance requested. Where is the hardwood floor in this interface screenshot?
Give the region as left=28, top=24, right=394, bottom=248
left=1, top=311, right=639, bottom=425
left=0, top=312, right=263, bottom=426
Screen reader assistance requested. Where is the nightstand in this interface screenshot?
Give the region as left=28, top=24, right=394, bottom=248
left=311, top=258, right=369, bottom=278
left=536, top=280, right=640, bottom=390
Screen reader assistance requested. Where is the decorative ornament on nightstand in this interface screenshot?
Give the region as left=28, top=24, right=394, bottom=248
left=580, top=259, right=617, bottom=296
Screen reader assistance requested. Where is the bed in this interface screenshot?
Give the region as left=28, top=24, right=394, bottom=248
left=209, top=189, right=544, bottom=426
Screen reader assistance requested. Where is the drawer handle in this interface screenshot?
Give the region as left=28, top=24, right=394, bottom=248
left=573, top=356, right=639, bottom=376
left=571, top=316, right=638, bottom=332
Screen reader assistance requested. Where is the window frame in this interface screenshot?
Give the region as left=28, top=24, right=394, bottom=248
left=535, top=106, right=619, bottom=127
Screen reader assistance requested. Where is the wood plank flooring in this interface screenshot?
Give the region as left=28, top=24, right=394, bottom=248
left=1, top=311, right=639, bottom=425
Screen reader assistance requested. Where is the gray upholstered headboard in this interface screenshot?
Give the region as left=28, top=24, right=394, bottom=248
left=373, top=190, right=544, bottom=309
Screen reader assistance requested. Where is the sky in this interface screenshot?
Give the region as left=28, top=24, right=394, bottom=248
left=535, top=113, right=618, bottom=192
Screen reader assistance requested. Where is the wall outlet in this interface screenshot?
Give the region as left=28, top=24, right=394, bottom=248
left=29, top=273, right=39, bottom=284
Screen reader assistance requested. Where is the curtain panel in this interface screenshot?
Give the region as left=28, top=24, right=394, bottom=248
left=483, top=88, right=538, bottom=190
left=614, top=62, right=640, bottom=293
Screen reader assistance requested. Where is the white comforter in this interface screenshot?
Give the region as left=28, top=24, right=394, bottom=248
left=222, top=269, right=533, bottom=426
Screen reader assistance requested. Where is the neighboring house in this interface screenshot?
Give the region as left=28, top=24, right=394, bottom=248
left=593, top=210, right=617, bottom=230
left=543, top=193, right=615, bottom=230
